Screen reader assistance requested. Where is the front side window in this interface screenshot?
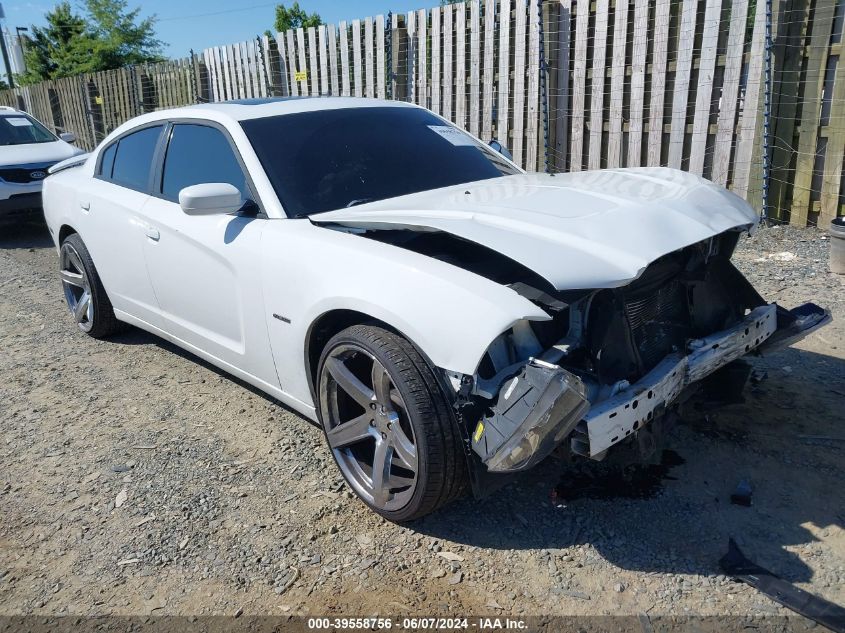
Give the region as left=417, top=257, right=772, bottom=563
left=161, top=124, right=247, bottom=200
left=240, top=107, right=520, bottom=218
left=0, top=114, right=57, bottom=146
left=110, top=125, right=163, bottom=191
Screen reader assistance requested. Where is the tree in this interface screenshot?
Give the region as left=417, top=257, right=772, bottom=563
left=273, top=2, right=322, bottom=33
left=84, top=0, right=164, bottom=71
left=18, top=0, right=164, bottom=84
left=18, top=3, right=88, bottom=85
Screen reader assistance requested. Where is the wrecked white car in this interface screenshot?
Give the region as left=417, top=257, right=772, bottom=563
left=42, top=98, right=830, bottom=520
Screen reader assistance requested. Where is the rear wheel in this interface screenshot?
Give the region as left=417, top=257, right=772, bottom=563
left=60, top=233, right=122, bottom=338
left=317, top=324, right=466, bottom=521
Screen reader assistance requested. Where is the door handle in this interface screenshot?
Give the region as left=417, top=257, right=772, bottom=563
left=145, top=226, right=160, bottom=241
left=80, top=201, right=90, bottom=211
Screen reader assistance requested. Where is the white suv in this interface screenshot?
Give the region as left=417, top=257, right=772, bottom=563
left=0, top=106, right=84, bottom=217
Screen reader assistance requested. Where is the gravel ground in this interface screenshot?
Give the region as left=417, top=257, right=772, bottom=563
left=0, top=217, right=843, bottom=620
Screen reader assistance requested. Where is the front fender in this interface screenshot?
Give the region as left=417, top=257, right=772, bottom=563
left=260, top=220, right=549, bottom=409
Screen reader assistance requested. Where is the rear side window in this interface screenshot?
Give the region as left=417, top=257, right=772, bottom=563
left=161, top=124, right=247, bottom=200
left=110, top=125, right=163, bottom=191
left=98, top=142, right=117, bottom=178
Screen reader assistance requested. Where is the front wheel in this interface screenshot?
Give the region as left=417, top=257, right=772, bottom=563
left=317, top=324, right=467, bottom=521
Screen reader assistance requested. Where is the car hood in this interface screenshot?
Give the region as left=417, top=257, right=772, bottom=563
left=0, top=140, right=81, bottom=167
left=311, top=167, right=759, bottom=290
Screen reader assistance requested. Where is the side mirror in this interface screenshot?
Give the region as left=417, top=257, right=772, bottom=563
left=59, top=131, right=76, bottom=144
left=489, top=139, right=513, bottom=161
left=179, top=183, right=243, bottom=216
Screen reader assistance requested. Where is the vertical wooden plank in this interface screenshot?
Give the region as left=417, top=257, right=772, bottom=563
left=352, top=19, right=363, bottom=97
left=418, top=9, right=428, bottom=107
left=482, top=0, right=496, bottom=140
left=470, top=1, right=481, bottom=135
left=296, top=28, right=309, bottom=95
left=339, top=22, right=351, bottom=96
left=587, top=0, right=609, bottom=170
left=497, top=0, right=511, bottom=145
left=242, top=41, right=254, bottom=97
left=711, top=0, right=750, bottom=186
left=443, top=5, right=454, bottom=120
left=790, top=0, right=834, bottom=224
left=308, top=27, right=320, bottom=95
left=553, top=0, right=571, bottom=172
left=688, top=0, right=722, bottom=175
left=376, top=15, right=386, bottom=99
left=407, top=11, right=417, bottom=103
left=221, top=46, right=234, bottom=100
left=646, top=0, right=671, bottom=167
left=319, top=25, right=330, bottom=96
left=455, top=4, right=467, bottom=127
left=627, top=0, right=648, bottom=167
left=285, top=30, right=299, bottom=96
left=768, top=0, right=808, bottom=219
left=570, top=0, right=588, bottom=171
left=512, top=0, right=528, bottom=167
left=391, top=13, right=402, bottom=100
left=820, top=57, right=845, bottom=225
left=431, top=7, right=441, bottom=114
left=328, top=24, right=339, bottom=95
left=526, top=0, right=540, bottom=170
left=607, top=0, right=629, bottom=168
left=232, top=44, right=245, bottom=98
left=365, top=18, right=375, bottom=98
left=667, top=0, right=698, bottom=169
left=733, top=0, right=766, bottom=197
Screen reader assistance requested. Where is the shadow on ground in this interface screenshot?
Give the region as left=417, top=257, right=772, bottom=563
left=0, top=215, right=54, bottom=249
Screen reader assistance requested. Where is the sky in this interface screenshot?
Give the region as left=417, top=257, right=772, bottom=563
left=2, top=0, right=431, bottom=57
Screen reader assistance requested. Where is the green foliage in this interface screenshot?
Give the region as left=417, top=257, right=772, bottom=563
left=273, top=2, right=322, bottom=33
left=17, top=0, right=164, bottom=85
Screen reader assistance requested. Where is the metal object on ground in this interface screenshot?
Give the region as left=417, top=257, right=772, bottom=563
left=720, top=538, right=845, bottom=633
left=730, top=479, right=753, bottom=506
left=472, top=359, right=588, bottom=472
left=831, top=217, right=845, bottom=275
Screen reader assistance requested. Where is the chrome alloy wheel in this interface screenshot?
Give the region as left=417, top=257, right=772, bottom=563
left=319, top=344, right=419, bottom=512
left=59, top=242, right=94, bottom=332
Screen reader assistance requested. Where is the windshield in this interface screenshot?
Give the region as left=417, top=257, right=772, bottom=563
left=0, top=114, right=57, bottom=146
left=240, top=106, right=520, bottom=217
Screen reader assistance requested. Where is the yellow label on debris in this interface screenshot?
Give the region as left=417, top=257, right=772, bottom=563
left=473, top=421, right=484, bottom=442
left=294, top=71, right=307, bottom=82
left=94, top=95, right=103, bottom=105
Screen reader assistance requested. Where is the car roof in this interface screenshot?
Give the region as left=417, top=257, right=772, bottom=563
left=141, top=97, right=418, bottom=124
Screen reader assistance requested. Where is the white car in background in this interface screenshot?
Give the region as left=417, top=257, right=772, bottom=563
left=41, top=97, right=829, bottom=521
left=0, top=106, right=82, bottom=217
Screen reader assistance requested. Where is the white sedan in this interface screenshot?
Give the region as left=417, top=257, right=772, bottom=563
left=42, top=98, right=829, bottom=520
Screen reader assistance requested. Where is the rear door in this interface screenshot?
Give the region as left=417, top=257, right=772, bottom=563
left=140, top=122, right=278, bottom=386
left=79, top=124, right=164, bottom=327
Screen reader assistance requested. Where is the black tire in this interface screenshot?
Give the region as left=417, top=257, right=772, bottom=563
left=60, top=233, right=123, bottom=339
left=317, top=324, right=467, bottom=521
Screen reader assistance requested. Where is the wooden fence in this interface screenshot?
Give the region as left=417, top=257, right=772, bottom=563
left=0, top=0, right=842, bottom=225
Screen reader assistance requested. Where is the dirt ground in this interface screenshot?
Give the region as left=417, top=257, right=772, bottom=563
left=0, top=216, right=843, bottom=622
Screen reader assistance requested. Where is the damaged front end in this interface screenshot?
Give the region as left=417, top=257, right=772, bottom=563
left=453, top=230, right=829, bottom=490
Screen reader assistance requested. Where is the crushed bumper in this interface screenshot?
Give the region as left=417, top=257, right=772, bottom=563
left=470, top=302, right=830, bottom=471
left=573, top=302, right=829, bottom=459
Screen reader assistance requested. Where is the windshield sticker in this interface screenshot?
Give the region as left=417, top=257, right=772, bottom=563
left=5, top=117, right=33, bottom=127
left=427, top=125, right=476, bottom=147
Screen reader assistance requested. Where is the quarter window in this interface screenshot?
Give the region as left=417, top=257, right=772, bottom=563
left=110, top=125, right=163, bottom=191
left=161, top=124, right=247, bottom=200
left=98, top=142, right=117, bottom=178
